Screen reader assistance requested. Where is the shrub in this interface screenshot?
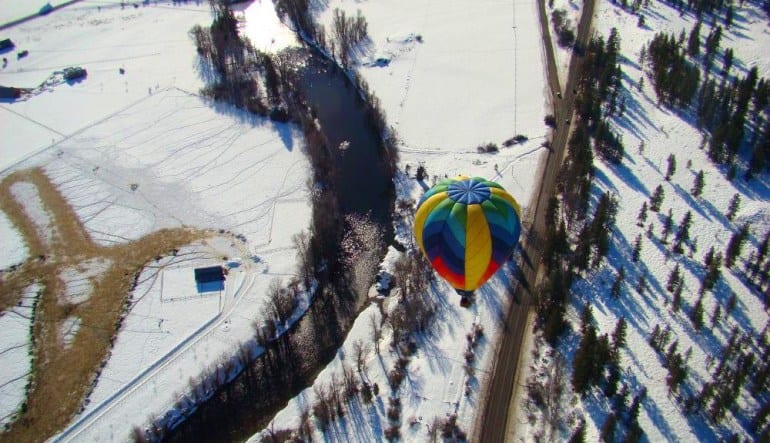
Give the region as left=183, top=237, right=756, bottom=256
left=388, top=367, right=406, bottom=391
left=384, top=425, right=401, bottom=441
left=477, top=142, right=499, bottom=153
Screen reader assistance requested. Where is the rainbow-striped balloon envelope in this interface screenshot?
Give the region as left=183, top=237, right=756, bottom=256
left=413, top=176, right=521, bottom=296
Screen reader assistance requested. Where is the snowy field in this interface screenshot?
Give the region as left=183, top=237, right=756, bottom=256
left=0, top=284, right=39, bottom=427
left=515, top=0, right=770, bottom=440
left=0, top=0, right=74, bottom=27
left=0, top=1, right=316, bottom=440
left=0, top=209, right=28, bottom=269
left=0, top=0, right=212, bottom=171
left=313, top=0, right=549, bottom=201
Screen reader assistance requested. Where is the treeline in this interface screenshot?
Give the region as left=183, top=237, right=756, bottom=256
left=189, top=0, right=292, bottom=119
left=535, top=30, right=629, bottom=348
left=574, top=29, right=626, bottom=164
left=276, top=0, right=369, bottom=69
left=641, top=20, right=770, bottom=178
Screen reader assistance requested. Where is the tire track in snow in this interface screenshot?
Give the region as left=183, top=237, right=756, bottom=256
left=0, top=105, right=65, bottom=137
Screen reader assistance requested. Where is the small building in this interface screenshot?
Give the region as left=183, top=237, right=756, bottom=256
left=0, top=86, right=21, bottom=99
left=194, top=266, right=225, bottom=293
left=0, top=39, right=14, bottom=51
left=63, top=66, right=87, bottom=81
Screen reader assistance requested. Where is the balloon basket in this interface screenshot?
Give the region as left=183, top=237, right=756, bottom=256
left=457, top=290, right=475, bottom=308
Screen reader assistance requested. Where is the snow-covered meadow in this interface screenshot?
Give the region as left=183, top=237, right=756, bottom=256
left=0, top=1, right=319, bottom=440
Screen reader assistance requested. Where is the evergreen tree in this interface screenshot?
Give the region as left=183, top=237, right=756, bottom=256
left=721, top=48, right=734, bottom=78
left=726, top=4, right=734, bottom=28
left=646, top=222, right=655, bottom=238
left=725, top=292, right=737, bottom=316
left=673, top=211, right=693, bottom=253
left=665, top=340, right=679, bottom=367
left=710, top=303, right=722, bottom=327
left=612, top=266, right=625, bottom=298
left=704, top=26, right=723, bottom=61
left=632, top=233, right=643, bottom=262
left=612, top=316, right=628, bottom=354
left=667, top=263, right=682, bottom=293
left=572, top=324, right=597, bottom=395
left=544, top=221, right=569, bottom=271
left=666, top=347, right=688, bottom=393
left=725, top=222, right=751, bottom=268
left=751, top=400, right=770, bottom=434
left=650, top=185, right=665, bottom=212
left=726, top=192, right=741, bottom=221
left=687, top=20, right=701, bottom=58
left=751, top=229, right=770, bottom=279
left=691, top=293, right=705, bottom=330
left=691, top=170, right=705, bottom=197
left=573, top=224, right=592, bottom=271
left=702, top=251, right=723, bottom=292
left=589, top=192, right=618, bottom=268
left=672, top=281, right=684, bottom=312
left=649, top=324, right=662, bottom=349
left=704, top=245, right=716, bottom=268
left=665, top=154, right=677, bottom=180
left=629, top=388, right=646, bottom=424
left=637, top=201, right=649, bottom=226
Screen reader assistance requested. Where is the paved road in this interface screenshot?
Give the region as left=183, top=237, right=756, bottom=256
left=477, top=0, right=596, bottom=440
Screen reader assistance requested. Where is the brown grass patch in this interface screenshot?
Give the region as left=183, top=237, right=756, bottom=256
left=0, top=168, right=208, bottom=442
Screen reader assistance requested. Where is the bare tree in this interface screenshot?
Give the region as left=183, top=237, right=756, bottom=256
left=370, top=312, right=382, bottom=354
left=298, top=403, right=313, bottom=440
left=352, top=339, right=370, bottom=374
left=342, top=363, right=358, bottom=399
left=293, top=230, right=313, bottom=286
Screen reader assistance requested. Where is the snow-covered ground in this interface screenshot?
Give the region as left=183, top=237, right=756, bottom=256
left=9, top=181, right=56, bottom=246
left=1, top=1, right=315, bottom=441
left=0, top=283, right=39, bottom=427
left=0, top=0, right=74, bottom=27
left=0, top=210, right=28, bottom=269
left=514, top=0, right=770, bottom=440
left=238, top=0, right=298, bottom=52
left=0, top=0, right=212, bottom=171
left=58, top=257, right=112, bottom=305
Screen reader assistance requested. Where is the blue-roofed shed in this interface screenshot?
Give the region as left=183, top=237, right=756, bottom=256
left=194, top=266, right=225, bottom=293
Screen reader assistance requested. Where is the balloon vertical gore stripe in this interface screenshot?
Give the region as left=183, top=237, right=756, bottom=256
left=464, top=204, right=492, bottom=291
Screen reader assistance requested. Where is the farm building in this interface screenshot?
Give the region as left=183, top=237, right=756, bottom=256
left=0, top=86, right=21, bottom=99
left=194, top=266, right=225, bottom=293
left=63, top=66, right=87, bottom=81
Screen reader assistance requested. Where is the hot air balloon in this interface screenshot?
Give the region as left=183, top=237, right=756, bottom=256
left=413, top=176, right=521, bottom=303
